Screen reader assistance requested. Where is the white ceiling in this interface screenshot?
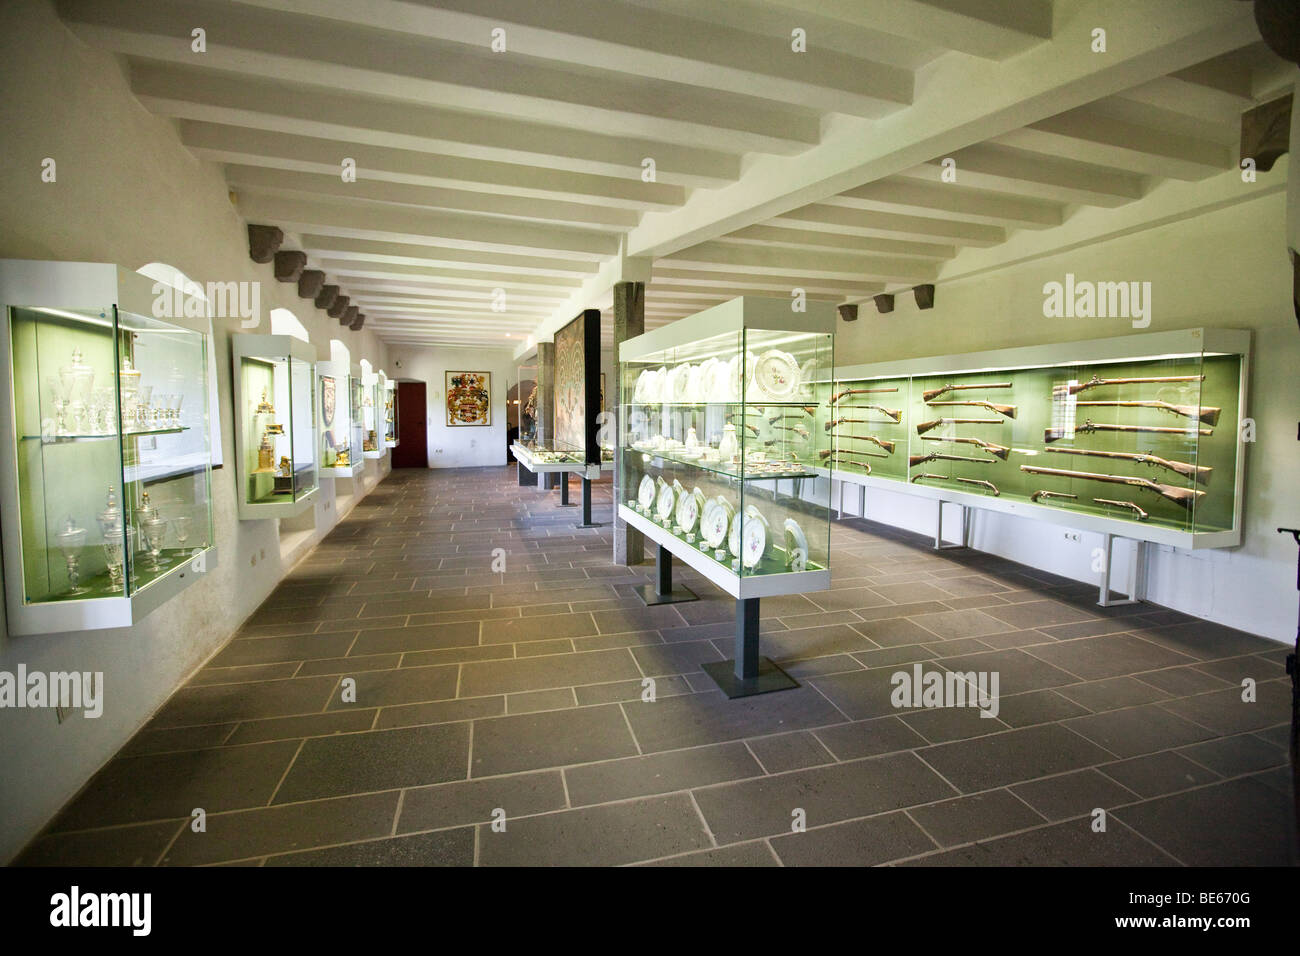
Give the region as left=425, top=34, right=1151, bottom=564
left=58, top=0, right=1294, bottom=349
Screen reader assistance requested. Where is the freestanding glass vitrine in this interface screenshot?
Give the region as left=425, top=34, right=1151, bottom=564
left=618, top=296, right=835, bottom=697
left=231, top=334, right=318, bottom=520
left=0, top=260, right=218, bottom=635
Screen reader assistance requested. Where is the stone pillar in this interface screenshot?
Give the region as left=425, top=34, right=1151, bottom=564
left=612, top=281, right=646, bottom=565
left=536, top=341, right=559, bottom=490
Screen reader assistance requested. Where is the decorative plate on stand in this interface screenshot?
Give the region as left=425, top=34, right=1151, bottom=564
left=783, top=517, right=809, bottom=571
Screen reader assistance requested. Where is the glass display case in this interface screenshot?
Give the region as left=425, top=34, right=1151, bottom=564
left=316, top=359, right=361, bottom=478
left=361, top=368, right=383, bottom=459
left=231, top=334, right=318, bottom=520
left=820, top=328, right=1250, bottom=549
left=384, top=376, right=398, bottom=448
left=0, top=260, right=218, bottom=635
left=349, top=366, right=366, bottom=465
left=511, top=436, right=598, bottom=477
left=618, top=297, right=836, bottom=596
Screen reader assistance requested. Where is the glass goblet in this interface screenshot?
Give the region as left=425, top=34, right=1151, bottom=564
left=136, top=385, right=153, bottom=430
left=173, top=515, right=193, bottom=552
left=56, top=515, right=89, bottom=594
left=139, top=515, right=167, bottom=571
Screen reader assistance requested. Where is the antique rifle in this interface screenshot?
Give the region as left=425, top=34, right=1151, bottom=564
left=1074, top=400, right=1220, bottom=426
left=1018, top=464, right=1205, bottom=508
left=1093, top=498, right=1149, bottom=521
left=925, top=399, right=1017, bottom=418
left=825, top=406, right=901, bottom=425
left=819, top=447, right=884, bottom=461
left=774, top=424, right=810, bottom=439
left=915, top=417, right=1003, bottom=436
left=918, top=435, right=1009, bottom=460
left=909, top=474, right=999, bottom=495
left=922, top=381, right=1013, bottom=402
left=1044, top=446, right=1211, bottom=484
left=1044, top=419, right=1212, bottom=443
left=725, top=418, right=761, bottom=436
left=1067, top=374, right=1204, bottom=395
left=821, top=452, right=873, bottom=476
left=1029, top=490, right=1078, bottom=504
left=908, top=452, right=998, bottom=467
left=830, top=385, right=899, bottom=403
left=827, top=434, right=895, bottom=454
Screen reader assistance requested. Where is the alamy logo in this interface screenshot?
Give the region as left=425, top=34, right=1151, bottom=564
left=50, top=886, right=150, bottom=936
left=891, top=663, right=1000, bottom=718
left=0, top=665, right=102, bottom=718
left=1042, top=273, right=1151, bottom=328
left=152, top=279, right=260, bottom=328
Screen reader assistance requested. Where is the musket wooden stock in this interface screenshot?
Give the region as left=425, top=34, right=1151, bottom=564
left=1019, top=464, right=1206, bottom=508
left=915, top=417, right=1003, bottom=435
left=1044, top=446, right=1211, bottom=484
left=925, top=399, right=1017, bottom=418
left=1043, top=420, right=1212, bottom=442
left=922, top=382, right=1013, bottom=402
left=919, top=435, right=1010, bottom=460
left=830, top=386, right=899, bottom=403
left=909, top=452, right=998, bottom=467
left=826, top=434, right=895, bottom=453
left=1066, top=374, right=1204, bottom=395
left=1075, top=400, right=1221, bottom=426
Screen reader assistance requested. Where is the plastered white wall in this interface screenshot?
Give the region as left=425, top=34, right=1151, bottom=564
left=0, top=0, right=391, bottom=861
left=388, top=346, right=516, bottom=468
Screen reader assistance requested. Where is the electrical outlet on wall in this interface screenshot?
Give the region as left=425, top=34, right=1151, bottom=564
left=1063, top=531, right=1081, bottom=542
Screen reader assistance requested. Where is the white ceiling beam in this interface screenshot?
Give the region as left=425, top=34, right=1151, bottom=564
left=179, top=121, right=686, bottom=211
left=235, top=193, right=620, bottom=260
left=753, top=0, right=1054, bottom=60
left=651, top=268, right=885, bottom=296
left=235, top=0, right=913, bottom=117
left=622, top=0, right=1259, bottom=258
left=315, top=260, right=583, bottom=293
left=773, top=205, right=1005, bottom=246
left=993, top=107, right=1233, bottom=180
left=129, top=62, right=739, bottom=189
left=300, top=237, right=599, bottom=279
left=826, top=177, right=1063, bottom=229
left=223, top=165, right=639, bottom=230
left=724, top=224, right=956, bottom=259
left=65, top=1, right=820, bottom=155
left=897, top=144, right=1146, bottom=207
left=661, top=242, right=939, bottom=284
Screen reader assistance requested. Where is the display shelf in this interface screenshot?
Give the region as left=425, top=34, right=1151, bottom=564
left=818, top=328, right=1250, bottom=550
left=231, top=334, right=319, bottom=520
left=0, top=260, right=218, bottom=635
left=620, top=504, right=829, bottom=601
left=630, top=448, right=817, bottom=482
left=512, top=440, right=600, bottom=479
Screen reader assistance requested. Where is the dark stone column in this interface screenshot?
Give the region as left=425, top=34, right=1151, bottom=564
left=612, top=280, right=645, bottom=565
left=536, top=341, right=559, bottom=490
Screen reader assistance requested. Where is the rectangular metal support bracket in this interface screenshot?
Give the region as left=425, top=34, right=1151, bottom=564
left=1099, top=532, right=1146, bottom=607
left=935, top=498, right=969, bottom=550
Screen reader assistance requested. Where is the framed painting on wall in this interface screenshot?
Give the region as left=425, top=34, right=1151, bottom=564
left=446, top=370, right=491, bottom=426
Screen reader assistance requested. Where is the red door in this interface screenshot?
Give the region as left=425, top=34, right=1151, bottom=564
left=393, top=381, right=428, bottom=468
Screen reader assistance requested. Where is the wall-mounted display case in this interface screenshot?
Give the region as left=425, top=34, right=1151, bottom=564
left=316, top=359, right=361, bottom=479
left=0, top=260, right=218, bottom=635
left=383, top=376, right=398, bottom=448
left=361, top=369, right=383, bottom=459
left=821, top=328, right=1250, bottom=550
left=231, top=334, right=318, bottom=520
left=349, top=365, right=366, bottom=465
left=619, top=298, right=835, bottom=595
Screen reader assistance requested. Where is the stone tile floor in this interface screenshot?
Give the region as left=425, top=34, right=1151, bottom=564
left=16, top=467, right=1298, bottom=866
